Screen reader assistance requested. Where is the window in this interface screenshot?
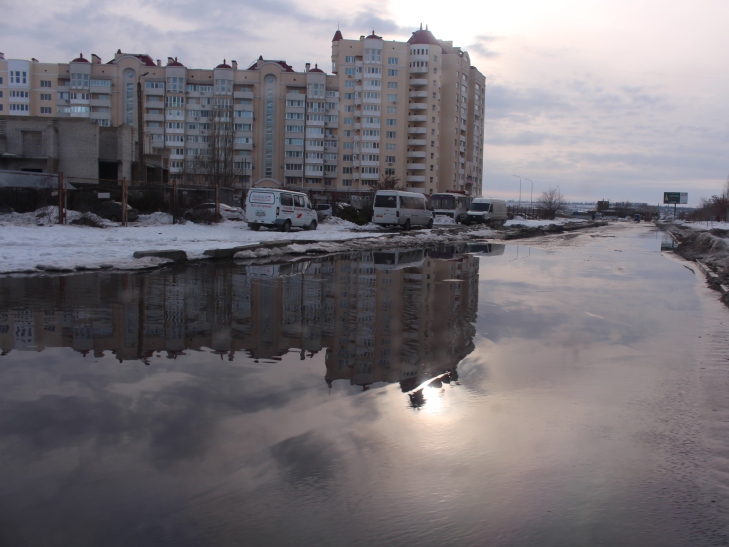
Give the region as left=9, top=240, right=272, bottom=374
left=363, top=92, right=381, bottom=99
left=345, top=55, right=356, bottom=63
left=40, top=80, right=52, bottom=88
left=365, top=48, right=382, bottom=63
left=167, top=77, right=184, bottom=92
left=10, top=71, right=28, bottom=85
left=345, top=80, right=355, bottom=88
left=285, top=163, right=302, bottom=171
left=363, top=117, right=379, bottom=124
left=342, top=142, right=354, bottom=149
left=362, top=129, right=380, bottom=137
left=215, top=79, right=232, bottom=94
left=145, top=81, right=164, bottom=90
left=386, top=119, right=396, bottom=126
left=234, top=110, right=253, bottom=118
left=286, top=112, right=304, bottom=120
left=342, top=167, right=353, bottom=174
left=387, top=106, right=397, bottom=114
left=285, top=150, right=303, bottom=157
left=386, top=131, right=396, bottom=138
left=97, top=119, right=110, bottom=127
left=235, top=123, right=253, bottom=131
left=40, top=107, right=52, bottom=114
left=10, top=90, right=29, bottom=98
left=365, top=79, right=381, bottom=87
left=387, top=94, right=397, bottom=102
left=165, top=96, right=185, bottom=108
left=344, top=118, right=354, bottom=125
left=388, top=57, right=399, bottom=65
left=166, top=122, right=184, bottom=129
left=387, top=82, right=397, bottom=89
left=285, top=138, right=304, bottom=145
left=363, top=104, right=380, bottom=112
left=387, top=69, right=398, bottom=76
left=362, top=154, right=379, bottom=161
left=286, top=99, right=305, bottom=107
left=385, top=155, right=396, bottom=163
left=285, top=125, right=304, bottom=132
left=308, top=83, right=324, bottom=97
left=10, top=104, right=30, bottom=111
left=344, top=92, right=355, bottom=100
left=386, top=143, right=396, bottom=151
left=71, top=73, right=89, bottom=88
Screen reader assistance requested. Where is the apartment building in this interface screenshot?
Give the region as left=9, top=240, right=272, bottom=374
left=0, top=27, right=485, bottom=195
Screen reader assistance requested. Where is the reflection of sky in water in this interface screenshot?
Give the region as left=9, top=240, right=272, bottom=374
left=0, top=229, right=723, bottom=546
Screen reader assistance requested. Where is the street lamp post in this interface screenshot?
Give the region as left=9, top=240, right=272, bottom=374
left=512, top=174, right=522, bottom=213
left=136, top=71, right=149, bottom=182
left=525, top=178, right=533, bottom=217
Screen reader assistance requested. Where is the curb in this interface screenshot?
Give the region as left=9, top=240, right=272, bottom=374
left=695, top=260, right=729, bottom=294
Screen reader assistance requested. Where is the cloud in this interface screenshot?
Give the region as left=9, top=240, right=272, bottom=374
left=468, top=35, right=502, bottom=58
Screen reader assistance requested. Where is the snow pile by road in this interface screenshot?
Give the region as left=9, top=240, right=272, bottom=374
left=0, top=209, right=596, bottom=275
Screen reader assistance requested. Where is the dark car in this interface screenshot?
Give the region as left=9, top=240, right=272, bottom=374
left=97, top=201, right=139, bottom=222
left=315, top=203, right=333, bottom=222
left=184, top=202, right=244, bottom=223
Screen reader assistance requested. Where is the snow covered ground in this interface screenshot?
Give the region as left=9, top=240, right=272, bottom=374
left=0, top=208, right=585, bottom=275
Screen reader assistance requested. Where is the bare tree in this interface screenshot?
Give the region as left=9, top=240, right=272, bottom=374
left=185, top=100, right=242, bottom=221
left=368, top=174, right=406, bottom=192
left=538, top=187, right=564, bottom=220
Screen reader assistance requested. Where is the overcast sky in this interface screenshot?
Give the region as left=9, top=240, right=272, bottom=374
left=3, top=0, right=728, bottom=205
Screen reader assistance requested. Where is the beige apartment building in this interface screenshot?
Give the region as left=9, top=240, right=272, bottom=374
left=0, top=27, right=485, bottom=196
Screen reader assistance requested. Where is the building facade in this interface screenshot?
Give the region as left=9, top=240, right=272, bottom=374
left=0, top=27, right=485, bottom=196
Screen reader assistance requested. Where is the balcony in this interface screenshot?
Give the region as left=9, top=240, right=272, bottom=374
left=145, top=113, right=165, bottom=122
left=406, top=163, right=426, bottom=170
left=407, top=139, right=426, bottom=146
left=409, top=66, right=428, bottom=74
left=143, top=87, right=165, bottom=96
left=407, top=127, right=427, bottom=134
left=407, top=151, right=426, bottom=158
left=408, top=103, right=427, bottom=111
left=409, top=91, right=428, bottom=99
left=408, top=115, right=427, bottom=122
left=234, top=142, right=254, bottom=151
left=409, top=79, right=428, bottom=86
left=234, top=91, right=254, bottom=99
left=90, top=98, right=111, bottom=107
left=406, top=175, right=425, bottom=183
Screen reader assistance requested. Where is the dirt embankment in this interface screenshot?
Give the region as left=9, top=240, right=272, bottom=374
left=661, top=223, right=729, bottom=301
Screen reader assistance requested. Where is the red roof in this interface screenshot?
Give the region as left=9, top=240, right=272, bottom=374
left=71, top=53, right=89, bottom=63
left=366, top=30, right=382, bottom=39
left=105, top=53, right=156, bottom=67
left=332, top=30, right=343, bottom=42
left=167, top=57, right=184, bottom=67
left=309, top=63, right=324, bottom=73
left=408, top=27, right=445, bottom=52
left=246, top=58, right=295, bottom=72
left=216, top=59, right=232, bottom=69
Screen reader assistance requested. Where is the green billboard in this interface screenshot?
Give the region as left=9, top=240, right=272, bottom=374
left=663, top=192, right=687, bottom=204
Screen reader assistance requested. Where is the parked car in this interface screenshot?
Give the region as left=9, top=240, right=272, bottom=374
left=97, top=201, right=139, bottom=222
left=184, top=202, right=244, bottom=223
left=315, top=203, right=333, bottom=221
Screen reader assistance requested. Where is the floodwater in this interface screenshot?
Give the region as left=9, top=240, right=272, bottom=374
left=1, top=224, right=728, bottom=546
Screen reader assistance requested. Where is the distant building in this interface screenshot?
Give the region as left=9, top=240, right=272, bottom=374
left=0, top=28, right=485, bottom=196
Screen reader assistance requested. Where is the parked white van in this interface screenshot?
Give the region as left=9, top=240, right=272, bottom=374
left=245, top=188, right=318, bottom=232
left=466, top=198, right=508, bottom=227
left=372, top=190, right=434, bottom=230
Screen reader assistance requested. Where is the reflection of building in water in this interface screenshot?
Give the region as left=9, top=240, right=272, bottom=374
left=0, top=251, right=478, bottom=380
left=325, top=248, right=479, bottom=390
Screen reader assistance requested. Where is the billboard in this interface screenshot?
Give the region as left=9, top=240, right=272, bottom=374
left=663, top=192, right=688, bottom=204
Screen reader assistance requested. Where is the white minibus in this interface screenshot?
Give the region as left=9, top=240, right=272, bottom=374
left=245, top=188, right=318, bottom=232
left=372, top=190, right=433, bottom=230
left=429, top=192, right=473, bottom=223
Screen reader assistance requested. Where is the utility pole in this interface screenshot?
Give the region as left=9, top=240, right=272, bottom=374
left=512, top=174, right=522, bottom=213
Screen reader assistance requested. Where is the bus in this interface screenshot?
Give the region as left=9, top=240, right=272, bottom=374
left=429, top=192, right=473, bottom=223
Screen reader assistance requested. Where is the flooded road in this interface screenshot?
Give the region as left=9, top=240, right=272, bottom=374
left=1, top=224, right=728, bottom=546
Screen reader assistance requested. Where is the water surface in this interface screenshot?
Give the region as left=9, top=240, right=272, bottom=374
left=0, top=227, right=726, bottom=546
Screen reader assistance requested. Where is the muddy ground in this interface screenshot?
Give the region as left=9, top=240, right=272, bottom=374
left=660, top=222, right=729, bottom=305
